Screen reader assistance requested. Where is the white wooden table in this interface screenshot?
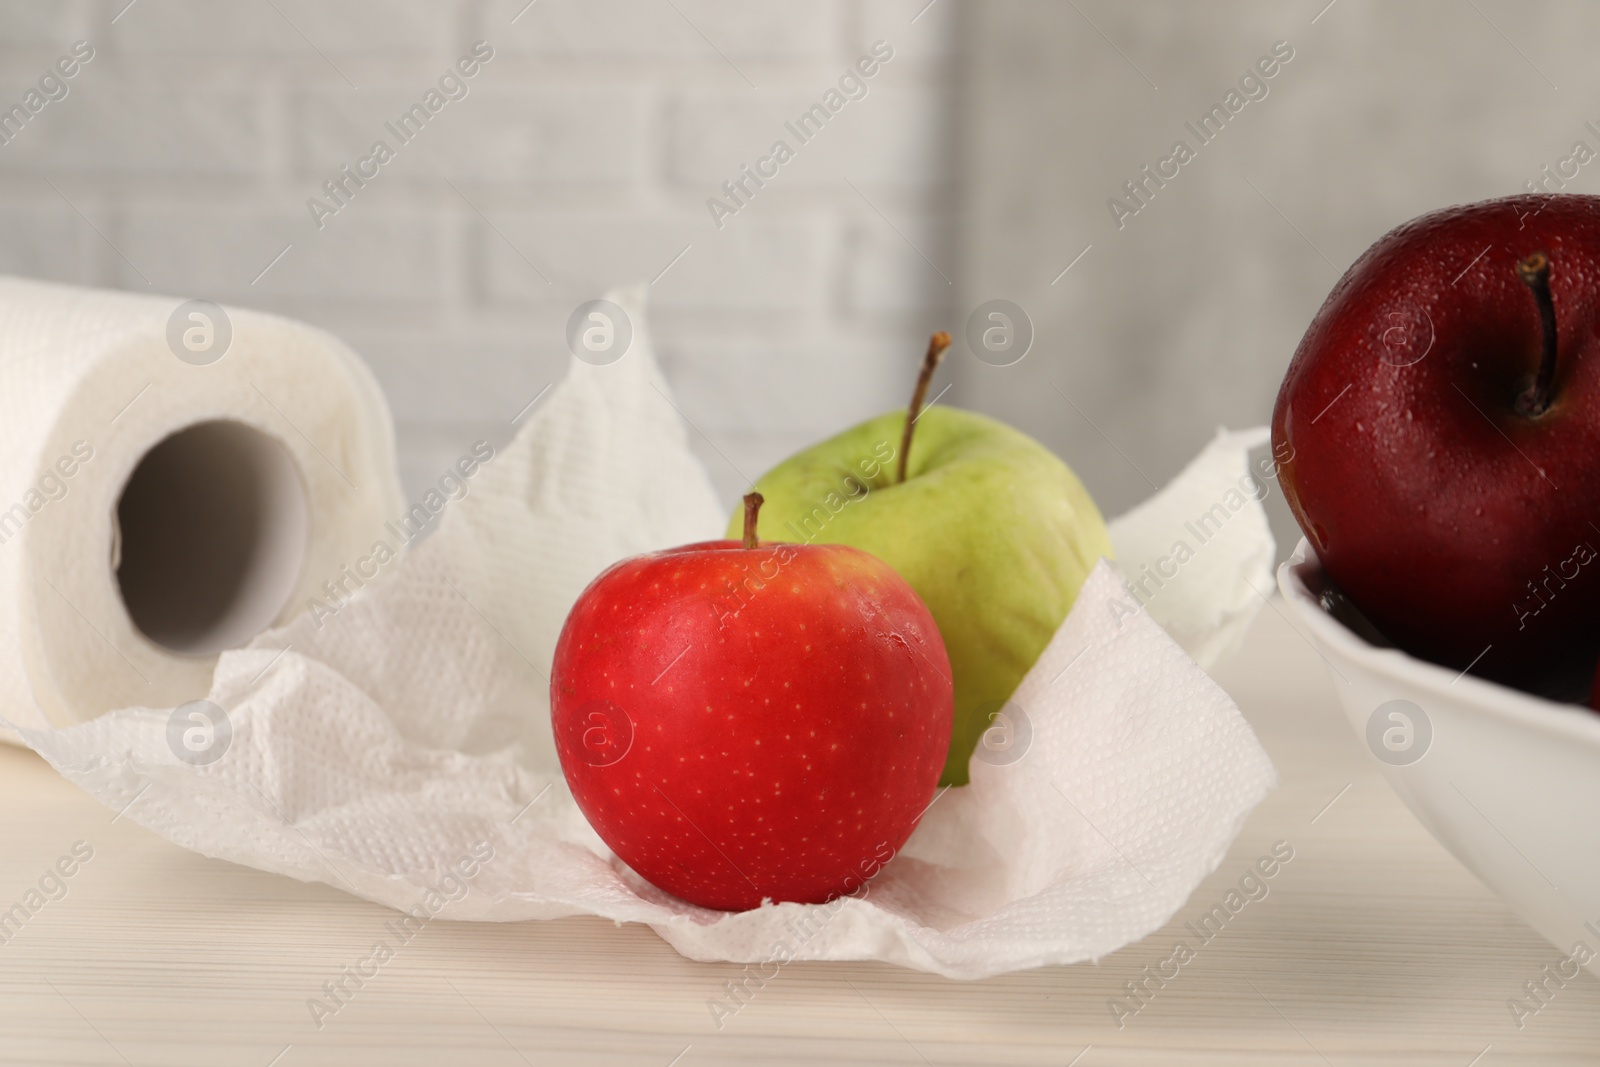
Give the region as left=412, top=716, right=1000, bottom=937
left=1, top=600, right=1596, bottom=1066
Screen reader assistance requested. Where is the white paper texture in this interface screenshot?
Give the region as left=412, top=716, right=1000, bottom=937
left=9, top=286, right=1277, bottom=978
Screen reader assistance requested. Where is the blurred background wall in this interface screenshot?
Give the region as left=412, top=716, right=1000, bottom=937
left=0, top=0, right=956, bottom=505
left=955, top=0, right=1600, bottom=551
left=0, top=0, right=1596, bottom=554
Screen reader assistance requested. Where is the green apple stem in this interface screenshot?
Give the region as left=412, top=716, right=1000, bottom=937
left=741, top=491, right=763, bottom=549
left=1517, top=251, right=1558, bottom=417
left=897, top=331, right=953, bottom=483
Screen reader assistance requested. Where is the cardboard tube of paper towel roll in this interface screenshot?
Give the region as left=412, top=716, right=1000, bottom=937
left=0, top=277, right=402, bottom=731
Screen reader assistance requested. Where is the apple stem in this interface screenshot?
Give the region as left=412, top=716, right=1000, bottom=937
left=741, top=491, right=763, bottom=549
left=1517, top=251, right=1558, bottom=417
left=897, top=331, right=953, bottom=483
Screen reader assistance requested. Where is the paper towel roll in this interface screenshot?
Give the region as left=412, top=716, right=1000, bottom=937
left=0, top=276, right=402, bottom=731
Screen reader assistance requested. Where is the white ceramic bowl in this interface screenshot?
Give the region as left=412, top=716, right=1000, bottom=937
left=1278, top=540, right=1600, bottom=974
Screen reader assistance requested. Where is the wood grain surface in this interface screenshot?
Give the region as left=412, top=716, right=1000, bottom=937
left=0, top=599, right=1596, bottom=1066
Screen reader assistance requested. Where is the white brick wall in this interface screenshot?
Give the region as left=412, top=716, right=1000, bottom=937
left=37, top=0, right=1586, bottom=561
left=0, top=0, right=957, bottom=506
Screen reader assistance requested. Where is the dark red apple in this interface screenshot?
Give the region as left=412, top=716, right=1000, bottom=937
left=1274, top=193, right=1600, bottom=691
left=550, top=494, right=952, bottom=911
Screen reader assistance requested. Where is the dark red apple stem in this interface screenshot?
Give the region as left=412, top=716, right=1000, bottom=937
left=897, top=331, right=952, bottom=484
left=741, top=491, right=763, bottom=549
left=1517, top=251, right=1558, bottom=417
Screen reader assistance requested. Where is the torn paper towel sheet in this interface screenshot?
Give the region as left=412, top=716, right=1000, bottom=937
left=14, top=288, right=1277, bottom=979
left=1108, top=426, right=1277, bottom=669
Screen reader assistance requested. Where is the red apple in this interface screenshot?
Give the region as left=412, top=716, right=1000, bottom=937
left=1274, top=193, right=1600, bottom=691
left=550, top=494, right=952, bottom=911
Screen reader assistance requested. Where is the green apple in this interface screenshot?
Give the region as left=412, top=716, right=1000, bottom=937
left=727, top=337, right=1112, bottom=785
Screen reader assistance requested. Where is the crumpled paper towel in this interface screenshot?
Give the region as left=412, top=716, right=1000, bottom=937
left=1108, top=425, right=1277, bottom=669
left=11, top=289, right=1278, bottom=978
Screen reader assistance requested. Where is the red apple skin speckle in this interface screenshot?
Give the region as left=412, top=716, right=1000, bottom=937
left=551, top=538, right=953, bottom=912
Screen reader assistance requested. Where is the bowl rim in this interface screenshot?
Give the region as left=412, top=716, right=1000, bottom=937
left=1276, top=538, right=1600, bottom=749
